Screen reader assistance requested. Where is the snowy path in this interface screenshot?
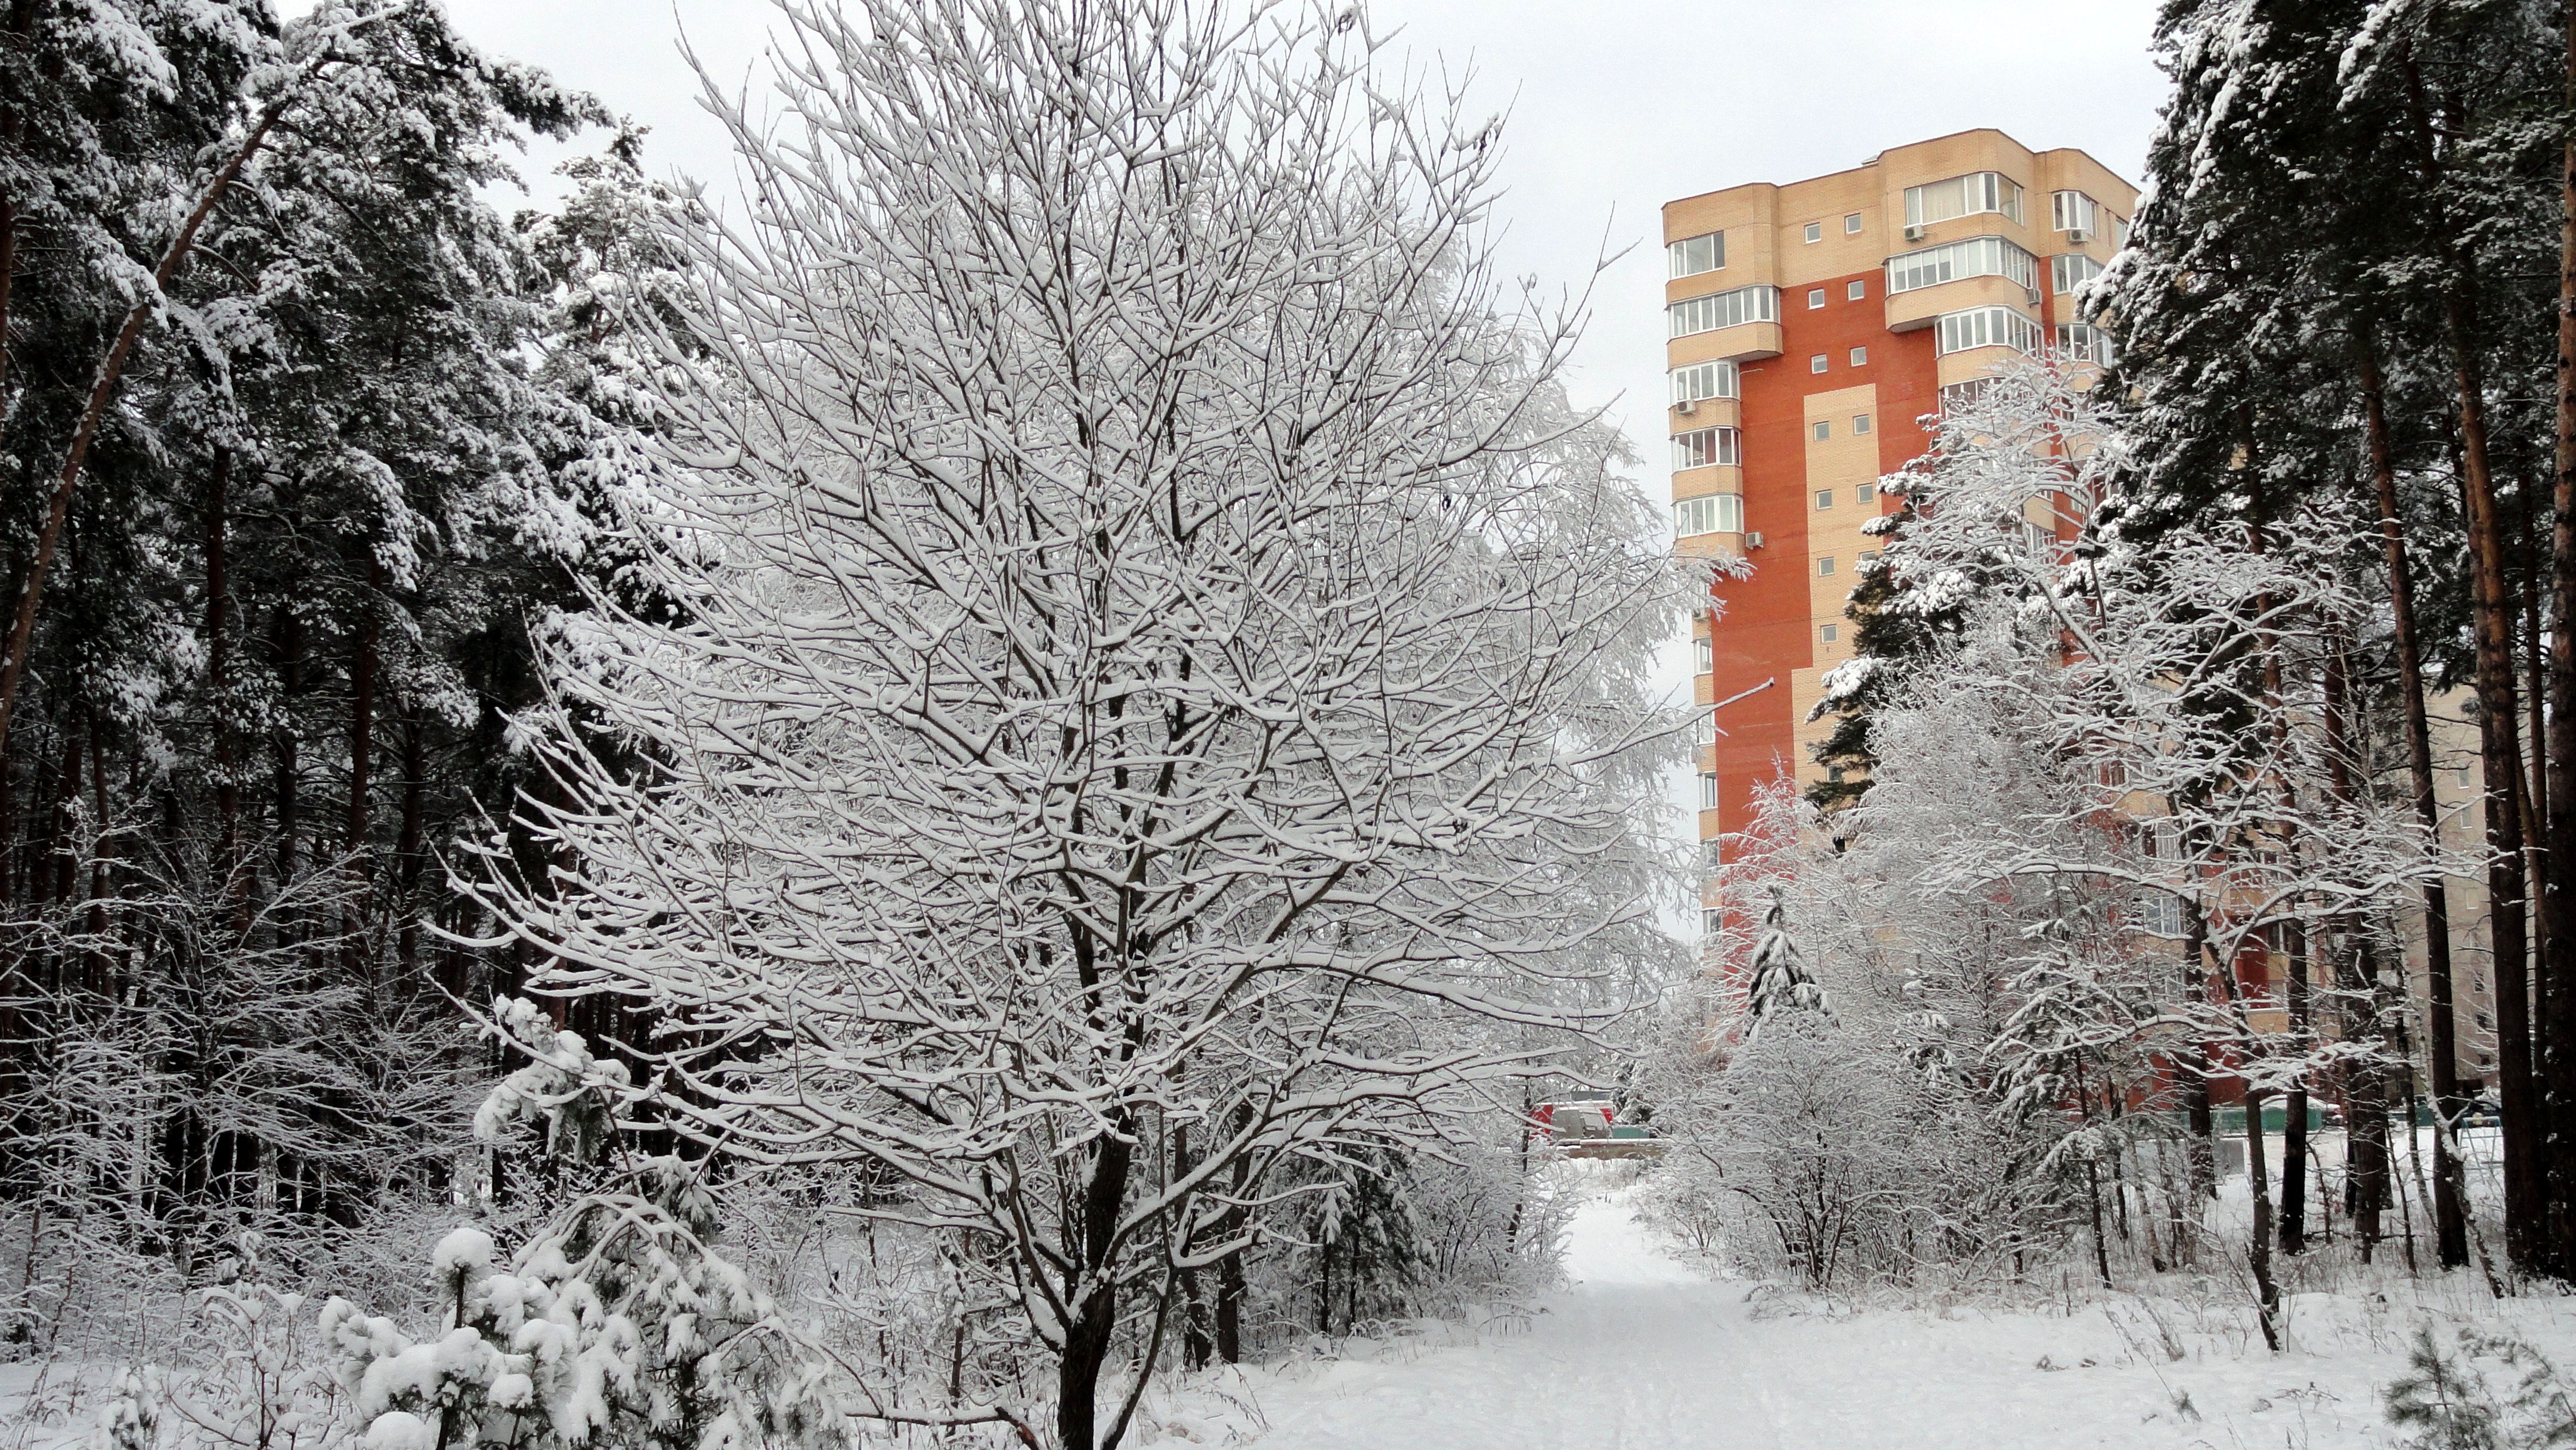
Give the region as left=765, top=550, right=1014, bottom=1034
left=1238, top=1184, right=1782, bottom=1449
left=1205, top=1171, right=2447, bottom=1449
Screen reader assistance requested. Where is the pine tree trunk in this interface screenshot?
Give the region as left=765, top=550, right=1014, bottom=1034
left=2453, top=329, right=2543, bottom=1273
left=396, top=709, right=424, bottom=976
left=2244, top=1088, right=2282, bottom=1352
left=273, top=606, right=302, bottom=897
left=342, top=560, right=384, bottom=976
left=2182, top=903, right=2218, bottom=1211
left=2282, top=914, right=2311, bottom=1254
left=2545, top=0, right=2576, bottom=1281
left=203, top=450, right=242, bottom=919
left=2356, top=321, right=2473, bottom=1269
left=2406, top=63, right=2544, bottom=1276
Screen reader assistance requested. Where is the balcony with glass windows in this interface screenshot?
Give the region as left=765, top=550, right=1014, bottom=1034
left=1667, top=359, right=1741, bottom=429
left=1666, top=284, right=1782, bottom=364
left=1670, top=487, right=1745, bottom=561
left=1931, top=304, right=2043, bottom=388
left=1881, top=236, right=2041, bottom=332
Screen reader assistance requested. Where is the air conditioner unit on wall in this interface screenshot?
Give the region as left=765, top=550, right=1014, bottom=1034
left=2067, top=227, right=2091, bottom=244
left=1745, top=531, right=1766, bottom=549
left=1903, top=224, right=1926, bottom=241
left=1676, top=398, right=1698, bottom=415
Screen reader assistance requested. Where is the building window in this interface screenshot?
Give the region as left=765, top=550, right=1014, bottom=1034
left=1818, top=556, right=1836, bottom=576
left=1886, top=235, right=2039, bottom=295
left=1671, top=426, right=1740, bottom=470
left=2114, top=215, right=2133, bottom=248
left=1847, top=279, right=1866, bottom=300
left=1673, top=493, right=1743, bottom=538
left=1811, top=421, right=1831, bottom=442
left=1939, top=378, right=1992, bottom=413
left=1699, top=772, right=1720, bottom=810
left=1810, top=354, right=1828, bottom=374
left=1819, top=623, right=1838, bottom=643
left=1807, top=287, right=1826, bottom=309
left=1935, top=305, right=2042, bottom=357
left=1844, top=212, right=1863, bottom=234
left=2050, top=189, right=2100, bottom=236
left=1815, top=488, right=1835, bottom=509
left=1855, top=481, right=1875, bottom=504
left=1669, top=231, right=1724, bottom=278
left=1693, top=709, right=1719, bottom=745
left=1803, top=221, right=1822, bottom=243
left=1858, top=550, right=1878, bottom=564
left=1905, top=171, right=2024, bottom=228
left=2052, top=253, right=2104, bottom=295
left=1702, top=906, right=1723, bottom=938
left=1693, top=636, right=1712, bottom=673
left=1853, top=414, right=1872, bottom=435
left=2056, top=323, right=2116, bottom=364
left=1849, top=346, right=1868, bottom=367
left=1670, top=359, right=1739, bottom=405
left=1668, top=284, right=1781, bottom=338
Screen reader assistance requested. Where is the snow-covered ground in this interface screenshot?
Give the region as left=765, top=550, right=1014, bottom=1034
left=1140, top=1164, right=2576, bottom=1449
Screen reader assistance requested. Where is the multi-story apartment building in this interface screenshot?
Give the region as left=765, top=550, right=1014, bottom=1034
left=1664, top=131, right=2513, bottom=1089
left=1665, top=128, right=2136, bottom=860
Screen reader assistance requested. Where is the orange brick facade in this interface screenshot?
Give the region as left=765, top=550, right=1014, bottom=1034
left=1665, top=130, right=2138, bottom=875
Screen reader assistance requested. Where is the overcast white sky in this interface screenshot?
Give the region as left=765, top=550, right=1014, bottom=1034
left=419, top=0, right=2170, bottom=875
left=438, top=0, right=2166, bottom=467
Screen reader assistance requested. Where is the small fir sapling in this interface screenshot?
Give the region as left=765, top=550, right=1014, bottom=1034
left=1743, top=888, right=1829, bottom=1031
left=320, top=999, right=852, bottom=1450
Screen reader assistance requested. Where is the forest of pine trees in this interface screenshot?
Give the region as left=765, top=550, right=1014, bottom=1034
left=0, top=0, right=699, bottom=1328
left=1781, top=0, right=2576, bottom=1299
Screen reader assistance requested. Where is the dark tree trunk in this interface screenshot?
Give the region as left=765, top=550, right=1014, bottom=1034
left=2246, top=1086, right=2282, bottom=1351
left=396, top=708, right=424, bottom=976
left=2182, top=903, right=2218, bottom=1209
left=342, top=559, right=385, bottom=974
left=1055, top=1123, right=1135, bottom=1450
left=2356, top=321, right=2472, bottom=1269
left=202, top=450, right=246, bottom=934
left=2545, top=0, right=2576, bottom=1280
left=2283, top=914, right=2311, bottom=1254
left=273, top=605, right=302, bottom=928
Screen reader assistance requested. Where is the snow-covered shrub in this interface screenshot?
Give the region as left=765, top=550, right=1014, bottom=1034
left=323, top=1177, right=844, bottom=1450
left=323, top=1002, right=852, bottom=1450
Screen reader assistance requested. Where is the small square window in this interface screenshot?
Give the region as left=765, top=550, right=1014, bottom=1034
left=1815, top=488, right=1834, bottom=509
left=1819, top=623, right=1838, bottom=643
left=1853, top=414, right=1872, bottom=435
left=1844, top=213, right=1863, bottom=234
left=1847, top=280, right=1866, bottom=300
left=1810, top=354, right=1828, bottom=374
left=1803, top=221, right=1823, bottom=243
left=1854, top=482, right=1874, bottom=504
left=1807, top=288, right=1826, bottom=309
left=1859, top=550, right=1878, bottom=564
left=1818, top=556, right=1837, bottom=576
left=1849, top=346, right=1868, bottom=367
left=1811, top=420, right=1831, bottom=442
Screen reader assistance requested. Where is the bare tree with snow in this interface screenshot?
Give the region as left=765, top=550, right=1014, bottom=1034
left=459, top=4, right=1686, bottom=1445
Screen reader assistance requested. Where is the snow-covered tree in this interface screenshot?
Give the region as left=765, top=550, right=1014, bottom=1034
left=462, top=4, right=1686, bottom=1446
